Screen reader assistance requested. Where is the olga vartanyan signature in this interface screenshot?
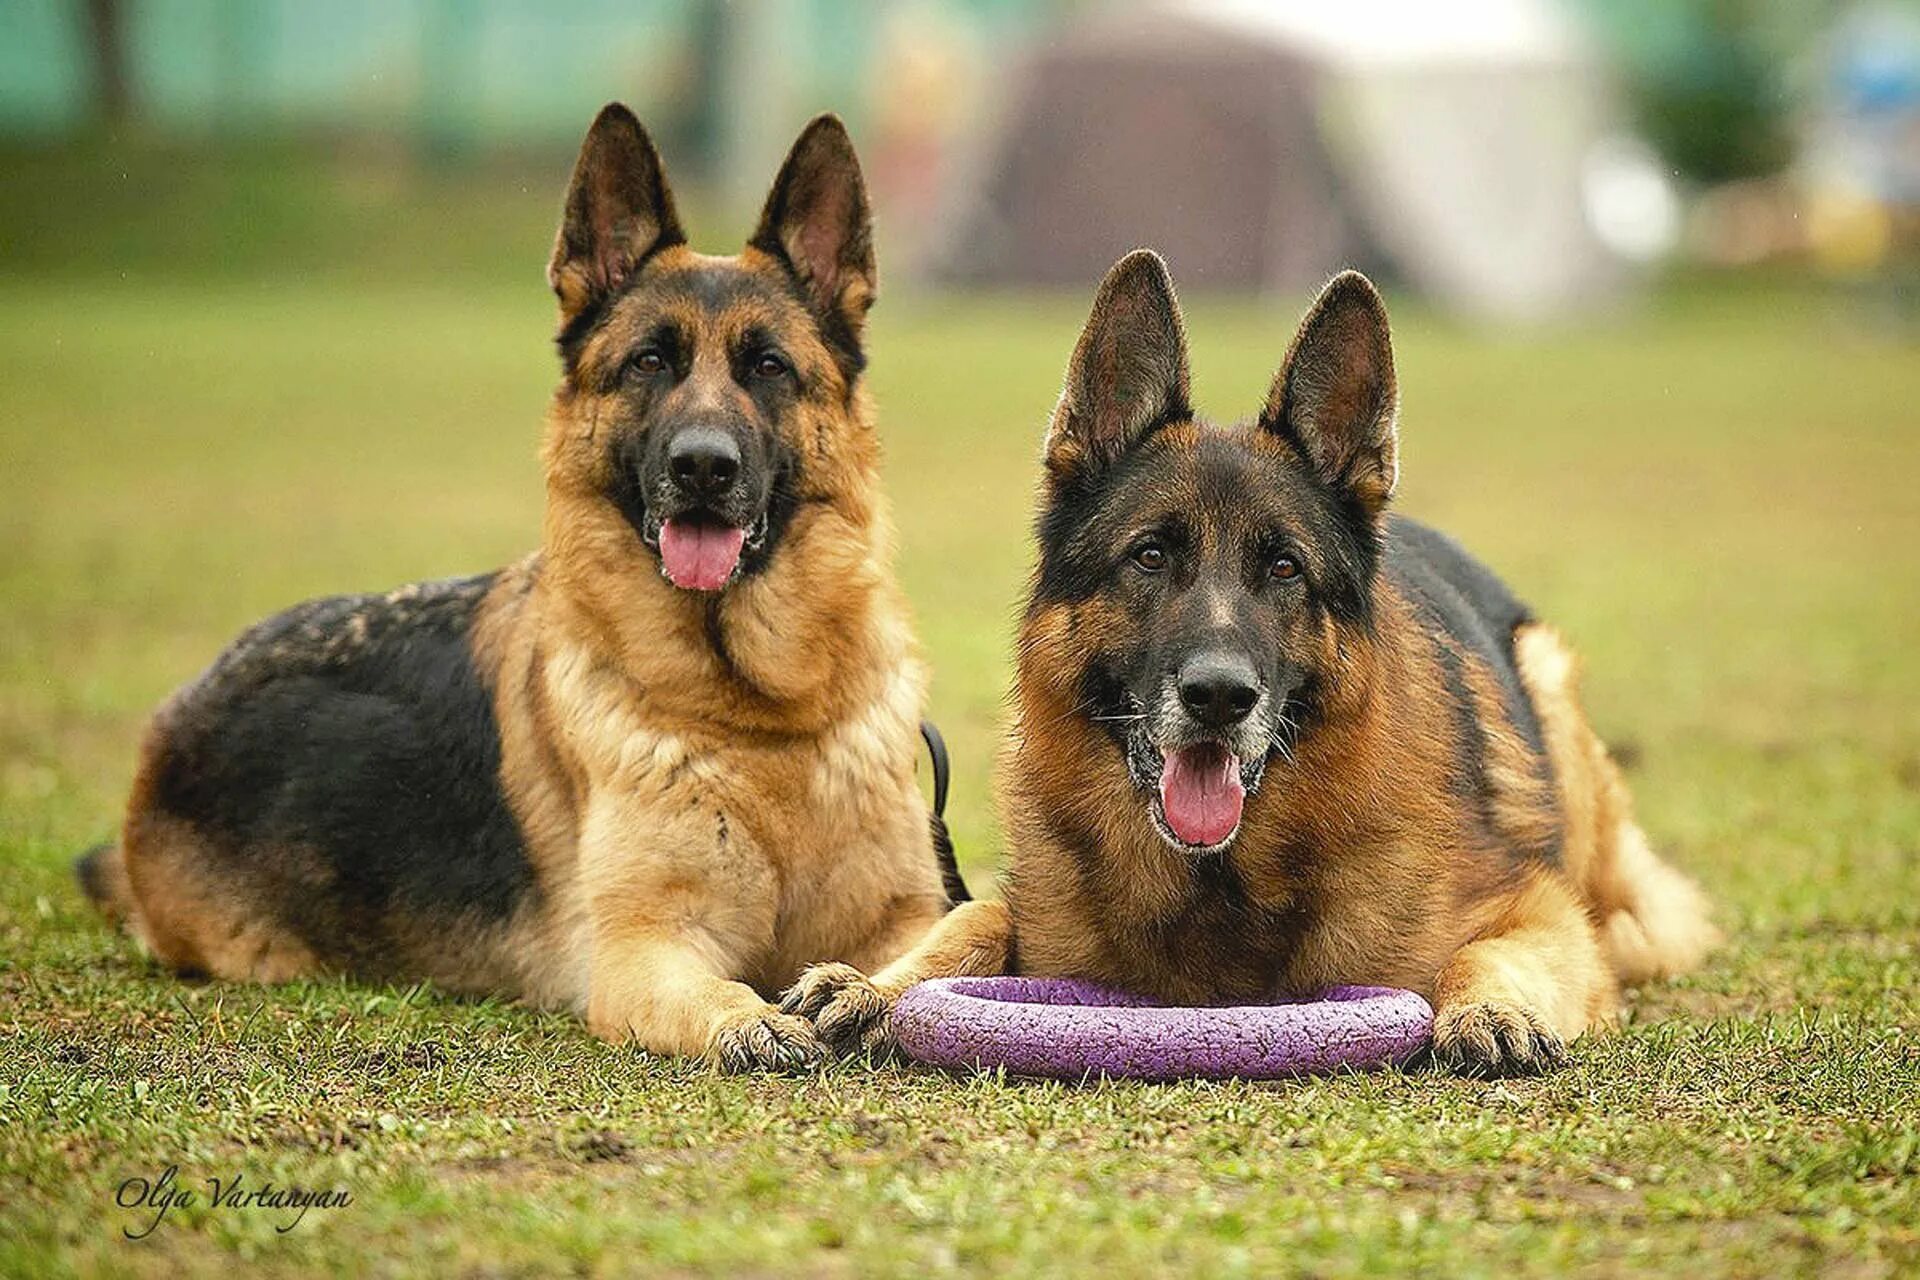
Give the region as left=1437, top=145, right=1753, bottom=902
left=114, top=1165, right=351, bottom=1238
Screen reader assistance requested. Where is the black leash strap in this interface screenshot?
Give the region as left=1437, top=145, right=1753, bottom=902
left=919, top=720, right=970, bottom=904
left=919, top=720, right=950, bottom=819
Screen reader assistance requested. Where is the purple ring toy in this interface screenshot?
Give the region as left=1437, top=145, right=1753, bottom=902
left=892, top=977, right=1432, bottom=1082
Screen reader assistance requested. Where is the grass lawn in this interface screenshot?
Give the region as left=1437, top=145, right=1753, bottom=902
left=1, top=262, right=1917, bottom=1276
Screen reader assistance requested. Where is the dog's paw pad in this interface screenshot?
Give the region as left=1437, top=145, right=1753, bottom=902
left=778, top=961, right=866, bottom=1018
left=779, top=962, right=895, bottom=1057
left=1432, top=1000, right=1566, bottom=1077
left=711, top=1010, right=826, bottom=1074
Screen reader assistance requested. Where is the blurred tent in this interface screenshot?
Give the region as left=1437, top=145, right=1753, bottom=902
left=938, top=0, right=1632, bottom=318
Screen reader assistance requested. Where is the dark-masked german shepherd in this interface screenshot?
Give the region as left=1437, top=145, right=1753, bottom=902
left=77, top=104, right=961, bottom=1071
left=784, top=251, right=1717, bottom=1074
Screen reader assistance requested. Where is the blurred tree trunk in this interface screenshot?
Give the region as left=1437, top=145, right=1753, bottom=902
left=84, top=0, right=132, bottom=124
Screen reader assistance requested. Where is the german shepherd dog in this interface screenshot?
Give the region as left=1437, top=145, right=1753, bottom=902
left=785, top=251, right=1718, bottom=1074
left=78, top=105, right=962, bottom=1071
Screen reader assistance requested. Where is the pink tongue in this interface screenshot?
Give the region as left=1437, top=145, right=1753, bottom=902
left=658, top=517, right=747, bottom=591
left=1159, top=745, right=1245, bottom=847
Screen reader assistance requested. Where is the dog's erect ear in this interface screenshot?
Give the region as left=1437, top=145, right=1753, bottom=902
left=749, top=114, right=876, bottom=364
left=1045, top=250, right=1191, bottom=482
left=1260, top=271, right=1399, bottom=515
left=548, top=103, right=685, bottom=324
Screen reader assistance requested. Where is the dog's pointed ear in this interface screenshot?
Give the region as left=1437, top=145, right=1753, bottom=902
left=548, top=103, right=685, bottom=324
left=1259, top=271, right=1399, bottom=515
left=1045, top=250, right=1191, bottom=481
left=749, top=114, right=876, bottom=364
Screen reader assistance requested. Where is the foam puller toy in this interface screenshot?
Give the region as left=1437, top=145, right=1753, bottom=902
left=892, top=977, right=1433, bottom=1082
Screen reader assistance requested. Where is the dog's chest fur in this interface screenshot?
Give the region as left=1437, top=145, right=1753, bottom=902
left=515, top=597, right=934, bottom=997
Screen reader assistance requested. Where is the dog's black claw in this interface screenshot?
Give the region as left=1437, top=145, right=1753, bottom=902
left=781, top=962, right=895, bottom=1058
left=710, top=1010, right=827, bottom=1074
left=1433, top=1001, right=1567, bottom=1077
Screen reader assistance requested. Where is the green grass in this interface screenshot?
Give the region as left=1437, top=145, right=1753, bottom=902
left=2, top=259, right=1918, bottom=1276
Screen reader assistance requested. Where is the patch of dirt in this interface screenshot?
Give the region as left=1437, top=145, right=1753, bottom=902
left=1374, top=1161, right=1648, bottom=1223
left=568, top=1129, right=631, bottom=1163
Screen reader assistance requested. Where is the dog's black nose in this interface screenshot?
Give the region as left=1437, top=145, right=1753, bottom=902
left=1177, top=653, right=1261, bottom=730
left=668, top=426, right=740, bottom=498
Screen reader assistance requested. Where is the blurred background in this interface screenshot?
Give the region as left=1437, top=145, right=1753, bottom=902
left=4, top=0, right=1920, bottom=306
left=1, top=0, right=1916, bottom=905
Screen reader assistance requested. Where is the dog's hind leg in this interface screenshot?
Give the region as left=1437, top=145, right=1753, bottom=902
left=1511, top=623, right=1718, bottom=987
left=111, top=814, right=324, bottom=983
left=1591, top=819, right=1720, bottom=986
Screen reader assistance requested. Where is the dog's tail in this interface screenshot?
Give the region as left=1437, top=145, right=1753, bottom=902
left=75, top=839, right=135, bottom=925
left=920, top=721, right=971, bottom=905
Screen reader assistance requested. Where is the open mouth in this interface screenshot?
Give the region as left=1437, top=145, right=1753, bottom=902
left=1149, top=741, right=1247, bottom=851
left=642, top=510, right=771, bottom=592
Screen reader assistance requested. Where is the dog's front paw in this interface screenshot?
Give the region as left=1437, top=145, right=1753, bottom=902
left=779, top=962, right=897, bottom=1059
left=709, top=1007, right=827, bottom=1074
left=1432, top=1000, right=1567, bottom=1077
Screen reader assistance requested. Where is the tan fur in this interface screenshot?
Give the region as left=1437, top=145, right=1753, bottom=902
left=118, top=789, right=322, bottom=986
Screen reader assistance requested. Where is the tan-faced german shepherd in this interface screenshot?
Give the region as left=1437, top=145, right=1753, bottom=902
left=785, top=251, right=1718, bottom=1074
left=77, top=104, right=962, bottom=1071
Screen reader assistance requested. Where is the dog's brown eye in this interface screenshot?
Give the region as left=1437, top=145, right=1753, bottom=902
left=753, top=352, right=789, bottom=379
left=630, top=350, right=666, bottom=376
left=1132, top=543, right=1167, bottom=573
left=1271, top=556, right=1300, bottom=581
